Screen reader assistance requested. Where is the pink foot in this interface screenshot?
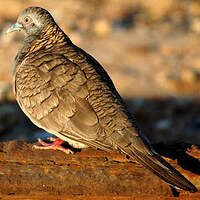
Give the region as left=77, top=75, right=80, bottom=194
left=33, top=137, right=74, bottom=154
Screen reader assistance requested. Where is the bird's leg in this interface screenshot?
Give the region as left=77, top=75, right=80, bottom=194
left=33, top=137, right=74, bottom=154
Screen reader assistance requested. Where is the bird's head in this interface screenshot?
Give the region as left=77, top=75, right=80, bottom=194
left=7, top=7, right=55, bottom=37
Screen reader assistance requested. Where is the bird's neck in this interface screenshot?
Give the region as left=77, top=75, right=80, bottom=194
left=15, top=25, right=72, bottom=67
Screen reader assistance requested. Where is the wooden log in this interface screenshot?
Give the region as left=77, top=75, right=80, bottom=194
left=0, top=141, right=199, bottom=199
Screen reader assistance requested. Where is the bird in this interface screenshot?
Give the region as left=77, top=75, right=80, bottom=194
left=7, top=6, right=197, bottom=192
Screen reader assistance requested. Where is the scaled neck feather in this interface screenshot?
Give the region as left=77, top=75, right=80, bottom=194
left=14, top=25, right=71, bottom=67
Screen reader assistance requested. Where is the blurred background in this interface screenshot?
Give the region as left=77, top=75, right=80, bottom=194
left=0, top=0, right=200, bottom=144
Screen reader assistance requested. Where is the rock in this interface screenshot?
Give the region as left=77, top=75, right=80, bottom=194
left=0, top=141, right=199, bottom=199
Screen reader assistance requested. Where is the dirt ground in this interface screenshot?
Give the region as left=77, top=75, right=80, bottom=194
left=0, top=1, right=200, bottom=146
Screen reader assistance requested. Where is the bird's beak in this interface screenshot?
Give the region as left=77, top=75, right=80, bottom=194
left=6, top=22, right=23, bottom=34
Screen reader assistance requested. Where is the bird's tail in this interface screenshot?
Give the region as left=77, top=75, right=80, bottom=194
left=119, top=136, right=197, bottom=192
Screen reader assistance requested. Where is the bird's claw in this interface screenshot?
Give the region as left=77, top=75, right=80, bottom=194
left=33, top=138, right=74, bottom=154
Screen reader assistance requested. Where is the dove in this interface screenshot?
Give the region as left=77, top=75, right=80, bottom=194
left=7, top=7, right=197, bottom=192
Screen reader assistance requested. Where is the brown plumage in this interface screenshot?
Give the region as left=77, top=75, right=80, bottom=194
left=7, top=7, right=197, bottom=192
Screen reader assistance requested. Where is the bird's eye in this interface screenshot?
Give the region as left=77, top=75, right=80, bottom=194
left=23, top=16, right=32, bottom=24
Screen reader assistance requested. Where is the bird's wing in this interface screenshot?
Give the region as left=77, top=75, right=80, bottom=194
left=13, top=52, right=115, bottom=150
left=13, top=50, right=197, bottom=192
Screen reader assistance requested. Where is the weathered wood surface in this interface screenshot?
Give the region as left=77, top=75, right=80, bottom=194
left=0, top=141, right=199, bottom=200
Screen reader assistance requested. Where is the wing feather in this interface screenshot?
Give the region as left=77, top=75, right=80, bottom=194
left=14, top=53, right=109, bottom=145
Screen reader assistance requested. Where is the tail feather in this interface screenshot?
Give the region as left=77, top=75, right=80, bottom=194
left=121, top=144, right=197, bottom=192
